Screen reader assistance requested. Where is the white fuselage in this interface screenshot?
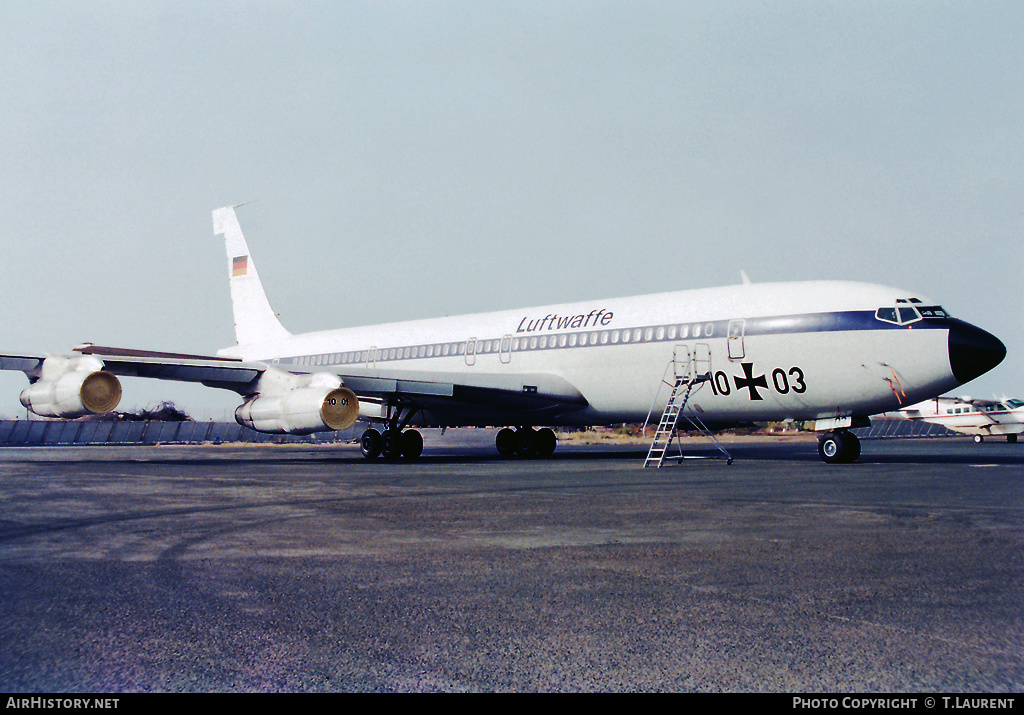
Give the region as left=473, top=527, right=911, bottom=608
left=218, top=280, right=973, bottom=428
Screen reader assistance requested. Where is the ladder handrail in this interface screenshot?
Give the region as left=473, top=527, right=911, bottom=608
left=643, top=351, right=732, bottom=468
left=644, top=374, right=707, bottom=467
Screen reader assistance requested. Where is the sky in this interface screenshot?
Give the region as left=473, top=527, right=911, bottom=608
left=1, top=0, right=1021, bottom=419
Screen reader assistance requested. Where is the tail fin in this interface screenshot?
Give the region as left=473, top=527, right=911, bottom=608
left=212, top=205, right=291, bottom=347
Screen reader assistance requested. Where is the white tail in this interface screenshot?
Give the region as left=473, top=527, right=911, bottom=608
left=212, top=206, right=291, bottom=347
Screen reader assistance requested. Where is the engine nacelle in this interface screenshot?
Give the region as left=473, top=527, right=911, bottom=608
left=19, top=356, right=122, bottom=418
left=234, top=368, right=359, bottom=434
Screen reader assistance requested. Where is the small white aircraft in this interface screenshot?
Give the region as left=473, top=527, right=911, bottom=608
left=0, top=206, right=1007, bottom=464
left=890, top=396, right=1024, bottom=443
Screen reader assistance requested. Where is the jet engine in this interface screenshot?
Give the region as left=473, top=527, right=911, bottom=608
left=234, top=367, right=358, bottom=434
left=19, top=355, right=122, bottom=418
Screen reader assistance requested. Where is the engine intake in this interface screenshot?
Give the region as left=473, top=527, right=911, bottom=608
left=234, top=368, right=359, bottom=434
left=20, top=356, right=122, bottom=418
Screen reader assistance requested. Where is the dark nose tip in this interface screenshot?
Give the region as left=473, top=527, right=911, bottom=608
left=948, top=319, right=1006, bottom=384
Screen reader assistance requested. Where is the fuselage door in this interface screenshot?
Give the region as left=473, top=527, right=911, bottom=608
left=727, top=319, right=746, bottom=361
left=500, top=334, right=512, bottom=364
left=465, top=338, right=477, bottom=366
left=673, top=345, right=692, bottom=380
left=693, top=342, right=712, bottom=378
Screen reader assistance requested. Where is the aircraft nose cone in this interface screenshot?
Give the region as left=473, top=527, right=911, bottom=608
left=948, top=320, right=1006, bottom=384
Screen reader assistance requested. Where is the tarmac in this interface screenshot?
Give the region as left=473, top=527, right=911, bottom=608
left=0, top=432, right=1021, bottom=692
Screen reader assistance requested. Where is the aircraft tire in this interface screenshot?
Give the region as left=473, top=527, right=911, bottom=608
left=535, top=428, right=557, bottom=457
left=360, top=428, right=382, bottom=459
left=818, top=430, right=858, bottom=464
left=381, top=429, right=403, bottom=460
left=515, top=427, right=537, bottom=457
left=495, top=428, right=518, bottom=457
left=843, top=431, right=861, bottom=461
left=1008, top=434, right=1018, bottom=444
left=974, top=435, right=985, bottom=444
left=400, top=429, right=423, bottom=460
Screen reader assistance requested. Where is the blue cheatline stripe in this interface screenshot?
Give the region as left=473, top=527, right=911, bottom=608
left=279, top=310, right=952, bottom=369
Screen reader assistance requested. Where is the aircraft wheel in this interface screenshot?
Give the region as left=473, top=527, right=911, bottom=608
left=843, top=431, right=861, bottom=461
left=974, top=435, right=985, bottom=444
left=535, top=427, right=557, bottom=457
left=400, top=429, right=423, bottom=460
left=515, top=427, right=537, bottom=457
left=495, top=428, right=518, bottom=457
left=1008, top=434, right=1018, bottom=444
left=381, top=429, right=403, bottom=460
left=360, top=429, right=382, bottom=459
left=818, top=430, right=858, bottom=464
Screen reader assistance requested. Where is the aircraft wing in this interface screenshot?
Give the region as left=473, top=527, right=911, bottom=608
left=1, top=345, right=588, bottom=420
left=330, top=365, right=589, bottom=419
left=956, top=397, right=1002, bottom=408
left=2, top=347, right=264, bottom=392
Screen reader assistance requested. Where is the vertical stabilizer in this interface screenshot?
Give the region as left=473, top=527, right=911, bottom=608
left=212, top=206, right=291, bottom=347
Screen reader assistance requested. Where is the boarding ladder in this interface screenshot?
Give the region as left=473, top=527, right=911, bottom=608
left=643, top=345, right=733, bottom=468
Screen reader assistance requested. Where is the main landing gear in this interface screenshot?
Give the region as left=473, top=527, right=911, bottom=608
left=360, top=400, right=424, bottom=460
left=817, top=430, right=861, bottom=464
left=495, top=427, right=557, bottom=458
left=975, top=434, right=1018, bottom=444
left=358, top=409, right=559, bottom=461
left=360, top=427, right=423, bottom=460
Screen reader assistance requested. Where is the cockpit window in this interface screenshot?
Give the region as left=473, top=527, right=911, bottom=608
left=898, top=306, right=921, bottom=324
left=875, top=303, right=931, bottom=326
left=875, top=307, right=898, bottom=324
left=1008, top=399, right=1023, bottom=408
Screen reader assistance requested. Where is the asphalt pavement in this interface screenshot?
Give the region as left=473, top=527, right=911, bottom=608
left=0, top=433, right=1021, bottom=692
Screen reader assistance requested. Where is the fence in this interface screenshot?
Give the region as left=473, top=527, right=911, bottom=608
left=852, top=419, right=956, bottom=439
left=0, top=417, right=956, bottom=447
left=0, top=419, right=360, bottom=446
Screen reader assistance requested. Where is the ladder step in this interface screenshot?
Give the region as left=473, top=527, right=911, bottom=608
left=645, top=361, right=729, bottom=468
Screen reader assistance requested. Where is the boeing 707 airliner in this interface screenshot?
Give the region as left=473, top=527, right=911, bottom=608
left=0, top=205, right=1006, bottom=463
